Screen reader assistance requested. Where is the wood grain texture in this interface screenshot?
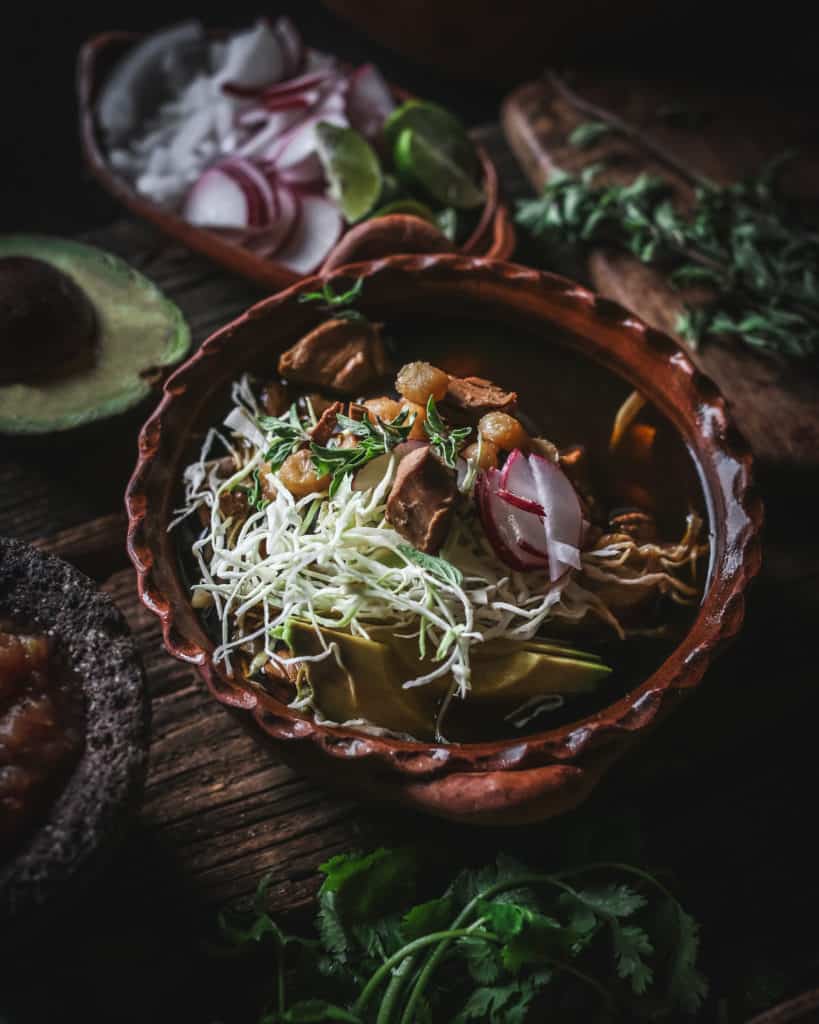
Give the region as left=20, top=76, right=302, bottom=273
left=502, top=75, right=819, bottom=468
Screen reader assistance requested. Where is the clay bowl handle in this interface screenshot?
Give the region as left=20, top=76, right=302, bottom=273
left=401, top=761, right=605, bottom=825
left=321, top=213, right=456, bottom=272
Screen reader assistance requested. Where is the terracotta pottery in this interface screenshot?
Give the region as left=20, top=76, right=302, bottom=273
left=76, top=32, right=515, bottom=291
left=125, top=256, right=762, bottom=826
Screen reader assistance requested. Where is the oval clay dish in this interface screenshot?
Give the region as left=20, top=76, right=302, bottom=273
left=126, top=256, right=761, bottom=826
left=77, top=32, right=515, bottom=292
left=0, top=538, right=149, bottom=931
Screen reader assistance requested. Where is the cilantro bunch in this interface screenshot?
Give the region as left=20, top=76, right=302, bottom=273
left=217, top=846, right=707, bottom=1023
left=516, top=79, right=819, bottom=361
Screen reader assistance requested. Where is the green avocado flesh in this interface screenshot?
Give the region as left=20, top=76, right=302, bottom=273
left=283, top=622, right=611, bottom=740
left=0, top=235, right=190, bottom=434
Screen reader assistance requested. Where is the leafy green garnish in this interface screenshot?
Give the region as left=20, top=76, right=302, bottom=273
left=260, top=405, right=310, bottom=470
left=397, top=544, right=463, bottom=587
left=311, top=409, right=414, bottom=497
left=298, top=278, right=368, bottom=323
left=568, top=121, right=612, bottom=148
left=422, top=396, right=471, bottom=468
left=216, top=845, right=708, bottom=1023
left=516, top=139, right=819, bottom=359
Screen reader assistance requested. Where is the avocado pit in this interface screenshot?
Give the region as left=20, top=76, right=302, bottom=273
left=0, top=256, right=98, bottom=384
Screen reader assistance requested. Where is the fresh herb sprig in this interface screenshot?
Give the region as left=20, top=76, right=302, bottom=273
left=518, top=75, right=819, bottom=360
left=397, top=544, right=463, bottom=587
left=298, top=277, right=368, bottom=323
left=259, top=405, right=311, bottom=470
left=311, top=409, right=414, bottom=497
left=217, top=845, right=707, bottom=1023
left=423, top=396, right=471, bottom=468
left=516, top=159, right=819, bottom=359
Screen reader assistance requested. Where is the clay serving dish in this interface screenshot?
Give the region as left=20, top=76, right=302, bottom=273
left=126, top=256, right=761, bottom=825
left=0, top=537, right=149, bottom=933
left=77, top=31, right=515, bottom=291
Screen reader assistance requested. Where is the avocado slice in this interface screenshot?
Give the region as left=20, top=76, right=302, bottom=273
left=284, top=621, right=611, bottom=740
left=0, top=235, right=190, bottom=435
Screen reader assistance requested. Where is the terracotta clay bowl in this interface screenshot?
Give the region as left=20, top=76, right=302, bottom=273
left=125, top=255, right=761, bottom=825
left=77, top=31, right=515, bottom=291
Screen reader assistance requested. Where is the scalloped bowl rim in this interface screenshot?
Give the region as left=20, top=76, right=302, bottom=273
left=125, top=255, right=762, bottom=783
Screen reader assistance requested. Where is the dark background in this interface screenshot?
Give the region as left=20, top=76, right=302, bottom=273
left=2, top=4, right=819, bottom=1022
left=2, top=2, right=818, bottom=234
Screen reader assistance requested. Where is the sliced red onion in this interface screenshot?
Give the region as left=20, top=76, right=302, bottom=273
left=213, top=20, right=286, bottom=90
left=256, top=184, right=300, bottom=255
left=276, top=151, right=324, bottom=186
left=236, top=108, right=305, bottom=158
left=221, top=157, right=277, bottom=223
left=346, top=63, right=395, bottom=140
left=498, top=449, right=544, bottom=515
left=274, top=194, right=343, bottom=273
left=258, top=68, right=339, bottom=100
left=273, top=16, right=305, bottom=78
left=271, top=107, right=347, bottom=171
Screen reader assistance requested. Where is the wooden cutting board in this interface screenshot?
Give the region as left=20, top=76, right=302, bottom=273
left=501, top=74, right=819, bottom=469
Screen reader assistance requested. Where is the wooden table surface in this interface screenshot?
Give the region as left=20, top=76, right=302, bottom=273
left=2, top=125, right=819, bottom=1023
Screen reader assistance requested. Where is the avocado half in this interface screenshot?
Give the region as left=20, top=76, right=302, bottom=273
left=0, top=235, right=190, bottom=434
left=0, top=537, right=149, bottom=934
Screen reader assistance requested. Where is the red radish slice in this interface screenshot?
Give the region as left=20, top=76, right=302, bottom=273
left=498, top=449, right=544, bottom=515
left=346, top=63, right=396, bottom=140
left=184, top=167, right=253, bottom=228
left=214, top=20, right=286, bottom=90
left=476, top=469, right=548, bottom=572
left=273, top=16, right=305, bottom=78
left=274, top=194, right=343, bottom=273
left=528, top=453, right=583, bottom=581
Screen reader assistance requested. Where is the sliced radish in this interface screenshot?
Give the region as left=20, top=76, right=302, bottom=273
left=275, top=194, right=343, bottom=274
left=184, top=167, right=253, bottom=228
left=528, top=453, right=583, bottom=581
left=273, top=16, right=305, bottom=78
left=475, top=469, right=548, bottom=572
left=498, top=449, right=544, bottom=515
left=346, top=63, right=395, bottom=140
left=213, top=20, right=286, bottom=90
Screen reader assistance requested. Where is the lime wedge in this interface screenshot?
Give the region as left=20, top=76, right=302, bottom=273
left=394, top=128, right=485, bottom=210
left=369, top=199, right=437, bottom=223
left=384, top=100, right=478, bottom=177
left=315, top=122, right=383, bottom=223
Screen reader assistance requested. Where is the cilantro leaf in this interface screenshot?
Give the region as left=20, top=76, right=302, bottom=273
left=423, top=396, right=471, bottom=468
left=259, top=404, right=310, bottom=470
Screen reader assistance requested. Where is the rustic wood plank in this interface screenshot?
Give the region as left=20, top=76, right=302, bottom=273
left=501, top=75, right=819, bottom=469
left=33, top=511, right=129, bottom=580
